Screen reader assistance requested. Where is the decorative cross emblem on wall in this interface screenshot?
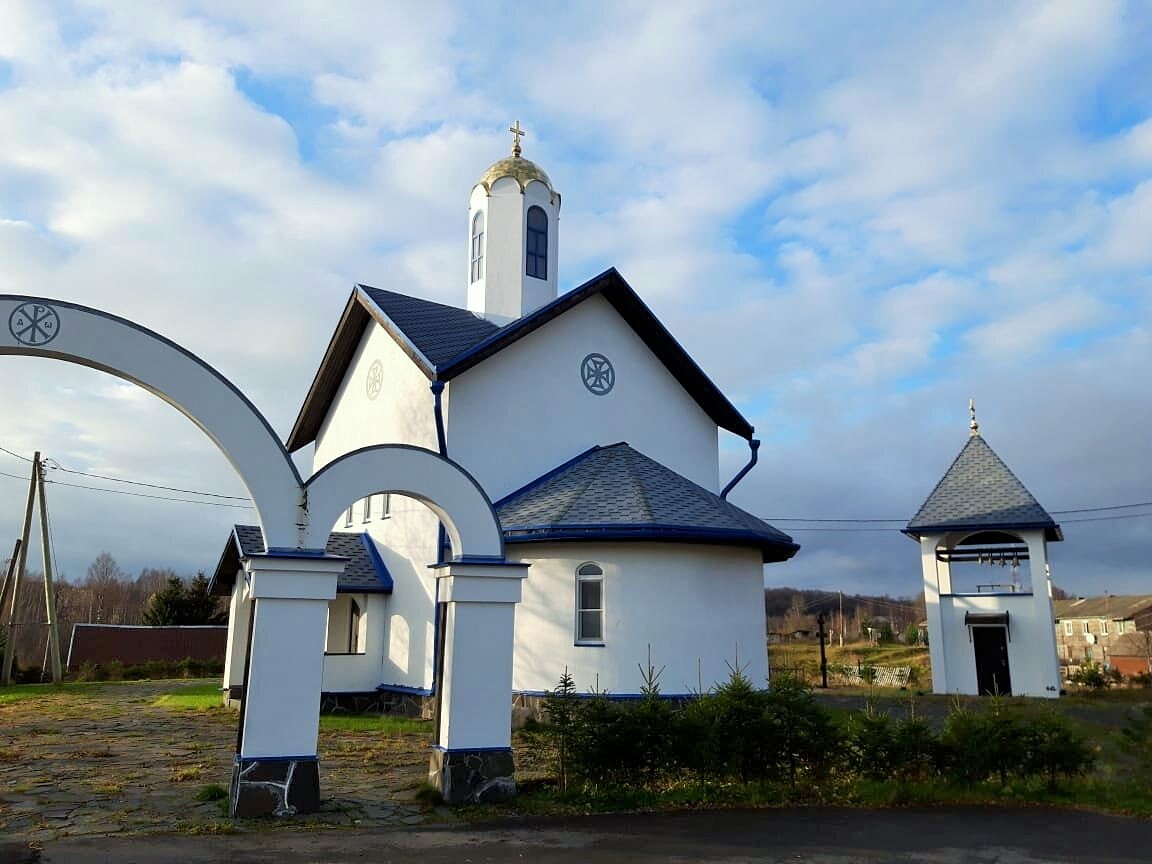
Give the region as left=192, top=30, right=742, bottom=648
left=509, top=120, right=526, bottom=157
left=9, top=302, right=60, bottom=346
left=580, top=353, right=615, bottom=396
left=365, top=359, right=384, bottom=400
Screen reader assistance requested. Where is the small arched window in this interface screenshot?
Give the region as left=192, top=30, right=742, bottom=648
left=575, top=562, right=603, bottom=644
left=349, top=598, right=361, bottom=654
left=526, top=206, right=548, bottom=280
left=470, top=211, right=485, bottom=283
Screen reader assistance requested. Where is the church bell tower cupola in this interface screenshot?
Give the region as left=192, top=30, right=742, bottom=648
left=467, top=121, right=561, bottom=325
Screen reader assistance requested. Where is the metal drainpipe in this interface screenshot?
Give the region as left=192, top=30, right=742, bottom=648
left=720, top=438, right=760, bottom=501
left=429, top=379, right=448, bottom=733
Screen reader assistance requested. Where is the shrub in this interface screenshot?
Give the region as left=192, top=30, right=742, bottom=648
left=1070, top=662, right=1121, bottom=690
left=762, top=673, right=840, bottom=784
left=542, top=669, right=579, bottom=791
left=1017, top=708, right=1095, bottom=788
left=939, top=703, right=1018, bottom=785
left=694, top=668, right=772, bottom=782
left=843, top=710, right=895, bottom=780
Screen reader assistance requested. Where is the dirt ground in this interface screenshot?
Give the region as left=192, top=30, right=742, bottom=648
left=0, top=680, right=439, bottom=841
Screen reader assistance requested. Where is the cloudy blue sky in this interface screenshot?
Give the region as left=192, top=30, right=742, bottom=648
left=0, top=1, right=1148, bottom=598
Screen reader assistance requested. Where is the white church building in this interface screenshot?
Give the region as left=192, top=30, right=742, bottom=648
left=212, top=129, right=799, bottom=712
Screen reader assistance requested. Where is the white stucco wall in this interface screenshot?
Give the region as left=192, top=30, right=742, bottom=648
left=365, top=505, right=439, bottom=692
left=447, top=295, right=721, bottom=500
left=509, top=542, right=768, bottom=696
left=320, top=592, right=391, bottom=693
left=314, top=321, right=439, bottom=470
left=312, top=322, right=444, bottom=694
left=921, top=530, right=1060, bottom=698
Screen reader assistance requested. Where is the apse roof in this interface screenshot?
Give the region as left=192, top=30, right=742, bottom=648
left=209, top=525, right=393, bottom=596
left=287, top=268, right=754, bottom=451
left=904, top=434, right=1062, bottom=542
left=495, top=443, right=799, bottom=564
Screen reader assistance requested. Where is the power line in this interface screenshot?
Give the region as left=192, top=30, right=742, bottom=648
left=49, top=465, right=249, bottom=501
left=763, top=501, right=1152, bottom=523
left=0, top=446, right=33, bottom=463
left=1, top=445, right=248, bottom=501
left=43, top=477, right=254, bottom=509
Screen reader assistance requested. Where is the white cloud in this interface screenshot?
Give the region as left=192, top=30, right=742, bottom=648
left=0, top=1, right=1149, bottom=595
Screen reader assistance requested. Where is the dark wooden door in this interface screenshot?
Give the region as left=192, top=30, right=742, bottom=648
left=973, top=626, right=1012, bottom=696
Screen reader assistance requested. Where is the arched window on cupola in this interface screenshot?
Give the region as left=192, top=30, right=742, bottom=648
left=470, top=211, right=485, bottom=283
left=526, top=205, right=548, bottom=280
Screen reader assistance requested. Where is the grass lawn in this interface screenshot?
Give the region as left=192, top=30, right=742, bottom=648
left=0, top=679, right=141, bottom=705
left=151, top=682, right=223, bottom=710
left=145, top=680, right=430, bottom=734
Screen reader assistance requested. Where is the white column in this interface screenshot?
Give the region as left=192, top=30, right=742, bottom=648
left=429, top=559, right=527, bottom=803
left=920, top=533, right=950, bottom=694
left=231, top=551, right=344, bottom=817
left=222, top=579, right=251, bottom=701
left=1024, top=531, right=1061, bottom=698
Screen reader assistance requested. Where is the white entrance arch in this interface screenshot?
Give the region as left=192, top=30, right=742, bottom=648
left=1, top=296, right=527, bottom=815
left=304, top=444, right=503, bottom=556
left=0, top=296, right=304, bottom=547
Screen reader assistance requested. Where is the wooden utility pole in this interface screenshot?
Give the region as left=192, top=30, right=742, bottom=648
left=817, top=612, right=828, bottom=689
left=3, top=452, right=40, bottom=686
left=0, top=539, right=20, bottom=627
left=36, top=459, right=63, bottom=682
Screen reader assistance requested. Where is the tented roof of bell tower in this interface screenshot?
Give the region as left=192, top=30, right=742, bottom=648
left=904, top=433, right=1062, bottom=542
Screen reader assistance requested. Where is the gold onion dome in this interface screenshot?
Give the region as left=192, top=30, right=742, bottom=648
left=475, top=155, right=556, bottom=196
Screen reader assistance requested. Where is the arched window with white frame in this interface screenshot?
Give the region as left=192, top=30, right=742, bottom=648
left=470, top=211, right=485, bottom=282
left=575, top=562, right=603, bottom=644
left=525, top=206, right=548, bottom=279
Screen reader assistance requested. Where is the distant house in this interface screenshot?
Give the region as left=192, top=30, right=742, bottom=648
left=66, top=624, right=227, bottom=670
left=1053, top=595, right=1152, bottom=674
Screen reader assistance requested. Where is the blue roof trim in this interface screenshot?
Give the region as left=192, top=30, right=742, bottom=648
left=376, top=682, right=433, bottom=696
left=358, top=533, right=394, bottom=593
left=428, top=557, right=531, bottom=570
left=502, top=525, right=797, bottom=552
left=261, top=547, right=339, bottom=559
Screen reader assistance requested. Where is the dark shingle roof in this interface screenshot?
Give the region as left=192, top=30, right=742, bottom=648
left=1053, top=595, right=1152, bottom=621
left=288, top=268, right=754, bottom=451
left=359, top=286, right=499, bottom=367
left=905, top=434, right=1061, bottom=541
left=210, top=526, right=393, bottom=595
left=495, top=443, right=799, bottom=563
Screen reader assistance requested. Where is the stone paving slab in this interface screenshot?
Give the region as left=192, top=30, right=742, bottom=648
left=0, top=680, right=442, bottom=841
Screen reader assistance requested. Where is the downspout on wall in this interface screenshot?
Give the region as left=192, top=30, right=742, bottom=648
left=720, top=438, right=760, bottom=501
left=430, top=379, right=448, bottom=729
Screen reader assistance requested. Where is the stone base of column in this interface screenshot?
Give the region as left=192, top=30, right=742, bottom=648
left=230, top=756, right=320, bottom=818
left=428, top=747, right=516, bottom=804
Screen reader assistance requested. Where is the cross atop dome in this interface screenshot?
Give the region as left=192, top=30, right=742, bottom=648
left=509, top=120, right=526, bottom=157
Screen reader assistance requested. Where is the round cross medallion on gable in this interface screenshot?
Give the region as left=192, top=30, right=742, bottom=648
left=365, top=359, right=384, bottom=400
left=9, top=302, right=60, bottom=346
left=580, top=353, right=615, bottom=396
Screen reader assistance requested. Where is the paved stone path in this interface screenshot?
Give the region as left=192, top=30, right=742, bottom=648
left=0, top=680, right=441, bottom=841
